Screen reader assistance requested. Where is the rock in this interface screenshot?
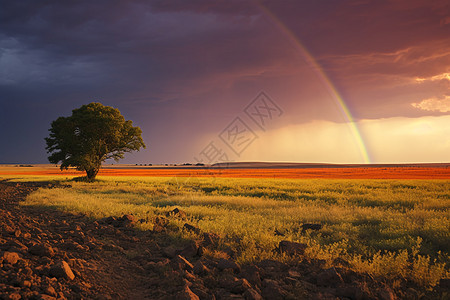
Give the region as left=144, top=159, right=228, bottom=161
left=176, top=285, right=200, bottom=300
left=113, top=214, right=136, bottom=228
left=219, top=274, right=252, bottom=294
left=231, top=278, right=252, bottom=294
left=378, top=287, right=395, bottom=300
left=102, top=216, right=117, bottom=224
left=316, top=268, right=343, bottom=287
left=335, top=286, right=367, bottom=300
left=6, top=293, right=21, bottom=300
left=241, top=265, right=262, bottom=287
left=261, top=279, right=287, bottom=300
left=162, top=246, right=177, bottom=259
left=181, top=241, right=201, bottom=258
left=257, top=259, right=287, bottom=273
left=1, top=251, right=20, bottom=265
left=244, top=288, right=263, bottom=300
left=193, top=260, right=210, bottom=275
left=217, top=258, right=240, bottom=273
left=184, top=223, right=201, bottom=234
left=49, top=260, right=75, bottom=280
left=282, top=277, right=296, bottom=286
left=38, top=295, right=56, bottom=300
left=21, top=280, right=32, bottom=288
left=274, top=229, right=285, bottom=236
left=172, top=255, right=194, bottom=272
left=202, top=233, right=220, bottom=247
left=29, top=243, right=55, bottom=257
left=44, top=286, right=58, bottom=297
left=7, top=240, right=28, bottom=253
left=167, top=208, right=187, bottom=219
left=278, top=241, right=307, bottom=256
left=287, top=269, right=301, bottom=278
left=61, top=241, right=85, bottom=252
left=440, top=278, right=450, bottom=288
left=197, top=245, right=205, bottom=257
left=190, top=285, right=214, bottom=300
left=152, top=223, right=166, bottom=233
left=404, top=288, right=419, bottom=300
left=301, top=223, right=322, bottom=232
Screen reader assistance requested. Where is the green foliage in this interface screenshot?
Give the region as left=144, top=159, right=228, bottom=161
left=45, top=103, right=145, bottom=180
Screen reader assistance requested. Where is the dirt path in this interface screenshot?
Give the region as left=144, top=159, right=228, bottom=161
left=0, top=181, right=183, bottom=299
left=1, top=181, right=448, bottom=299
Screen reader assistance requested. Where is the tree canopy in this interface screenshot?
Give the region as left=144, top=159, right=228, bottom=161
left=45, top=102, right=146, bottom=180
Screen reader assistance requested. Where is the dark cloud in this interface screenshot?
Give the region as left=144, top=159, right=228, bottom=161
left=0, top=0, right=448, bottom=163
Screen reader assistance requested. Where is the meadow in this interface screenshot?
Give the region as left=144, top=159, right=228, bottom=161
left=4, top=174, right=450, bottom=288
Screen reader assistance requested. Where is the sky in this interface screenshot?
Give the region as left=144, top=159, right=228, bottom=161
left=0, top=0, right=449, bottom=164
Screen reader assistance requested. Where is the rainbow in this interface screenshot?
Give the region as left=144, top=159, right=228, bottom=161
left=256, top=4, right=372, bottom=163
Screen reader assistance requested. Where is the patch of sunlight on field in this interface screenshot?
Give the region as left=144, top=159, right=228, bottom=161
left=14, top=176, right=450, bottom=287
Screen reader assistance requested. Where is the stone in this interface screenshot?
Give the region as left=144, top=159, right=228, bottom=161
left=231, top=278, right=252, bottom=294
left=244, top=288, right=263, bottom=300
left=29, top=243, right=55, bottom=257
left=114, top=214, right=136, bottom=228
left=202, top=233, right=220, bottom=247
left=21, top=280, right=32, bottom=288
left=378, top=287, right=395, bottom=300
left=241, top=265, right=262, bottom=287
left=440, top=278, right=450, bottom=288
left=183, top=223, right=201, bottom=234
left=162, top=246, right=177, bottom=259
left=49, top=260, right=75, bottom=280
left=44, top=286, right=58, bottom=297
left=7, top=240, right=28, bottom=254
left=316, top=268, right=343, bottom=287
left=176, top=285, right=200, bottom=300
left=193, top=260, right=210, bottom=275
left=38, top=295, right=56, bottom=300
left=190, top=285, right=214, bottom=300
left=301, top=223, right=322, bottom=232
left=6, top=293, right=21, bottom=300
left=102, top=216, right=117, bottom=224
left=217, top=258, right=240, bottom=273
left=274, top=229, right=285, bottom=236
left=404, top=288, right=419, bottom=300
left=261, top=279, right=287, bottom=300
left=172, top=255, right=194, bottom=272
left=1, top=251, right=20, bottom=265
left=287, top=269, right=301, bottom=278
left=181, top=241, right=200, bottom=258
left=278, top=241, right=307, bottom=256
left=167, top=208, right=187, bottom=219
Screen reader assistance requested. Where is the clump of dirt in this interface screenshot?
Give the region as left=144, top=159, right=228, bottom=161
left=0, top=180, right=448, bottom=299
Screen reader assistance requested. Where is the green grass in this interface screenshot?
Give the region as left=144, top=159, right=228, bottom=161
left=3, top=175, right=449, bottom=287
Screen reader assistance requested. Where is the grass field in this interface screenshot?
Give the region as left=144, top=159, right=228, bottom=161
left=2, top=174, right=449, bottom=288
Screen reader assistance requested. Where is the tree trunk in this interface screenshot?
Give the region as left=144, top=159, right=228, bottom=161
left=85, top=168, right=99, bottom=181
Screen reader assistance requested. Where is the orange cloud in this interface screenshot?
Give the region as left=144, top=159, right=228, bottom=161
left=412, top=95, right=450, bottom=112
left=415, top=72, right=450, bottom=82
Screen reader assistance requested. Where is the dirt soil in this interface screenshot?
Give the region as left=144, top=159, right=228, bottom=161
left=1, top=181, right=448, bottom=299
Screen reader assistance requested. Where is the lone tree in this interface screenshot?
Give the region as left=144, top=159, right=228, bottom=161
left=45, top=102, right=146, bottom=181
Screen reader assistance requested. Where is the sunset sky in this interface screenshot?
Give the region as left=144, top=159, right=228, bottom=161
left=1, top=0, right=449, bottom=164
